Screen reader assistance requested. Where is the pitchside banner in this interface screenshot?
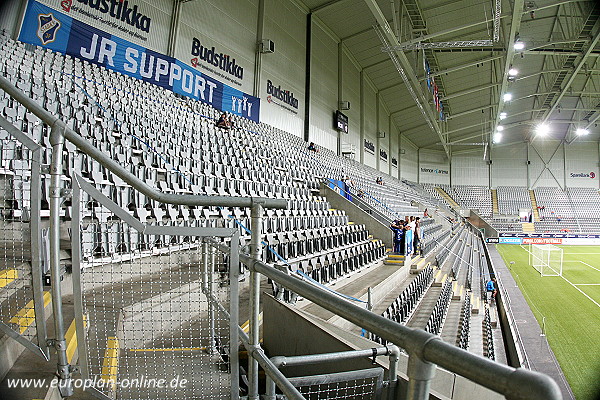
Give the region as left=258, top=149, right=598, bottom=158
left=488, top=233, right=600, bottom=245
left=18, top=0, right=260, bottom=122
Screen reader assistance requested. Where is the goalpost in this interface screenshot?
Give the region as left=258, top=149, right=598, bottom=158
left=529, top=244, right=563, bottom=276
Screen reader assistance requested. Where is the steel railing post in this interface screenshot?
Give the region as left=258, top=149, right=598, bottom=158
left=406, top=354, right=436, bottom=400
left=248, top=200, right=264, bottom=400
left=49, top=122, right=73, bottom=396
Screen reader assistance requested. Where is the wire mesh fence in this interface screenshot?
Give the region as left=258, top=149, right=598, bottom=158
left=287, top=368, right=384, bottom=400
left=72, top=176, right=236, bottom=400
left=0, top=133, right=46, bottom=353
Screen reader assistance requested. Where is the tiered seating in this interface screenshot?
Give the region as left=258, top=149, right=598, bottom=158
left=496, top=186, right=530, bottom=216
left=533, top=187, right=578, bottom=232
left=0, top=35, right=386, bottom=285
left=425, top=279, right=453, bottom=335
left=372, top=265, right=435, bottom=345
left=566, top=187, right=600, bottom=232
left=450, top=185, right=492, bottom=218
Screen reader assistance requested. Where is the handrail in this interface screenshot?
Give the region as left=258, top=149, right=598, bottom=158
left=237, top=251, right=562, bottom=400
left=0, top=75, right=287, bottom=210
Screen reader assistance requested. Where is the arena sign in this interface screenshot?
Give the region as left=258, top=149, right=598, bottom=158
left=19, top=1, right=260, bottom=122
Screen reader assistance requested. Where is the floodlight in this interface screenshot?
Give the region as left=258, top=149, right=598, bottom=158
left=535, top=124, right=550, bottom=136
left=499, top=112, right=507, bottom=120
left=576, top=128, right=589, bottom=136
left=514, top=41, right=525, bottom=50
left=493, top=132, right=502, bottom=143
left=503, top=93, right=513, bottom=102
left=508, top=68, right=518, bottom=76
left=496, top=125, right=504, bottom=131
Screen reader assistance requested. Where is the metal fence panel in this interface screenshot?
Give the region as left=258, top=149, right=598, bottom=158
left=287, top=368, right=384, bottom=400
left=0, top=131, right=48, bottom=359
left=72, top=175, right=237, bottom=400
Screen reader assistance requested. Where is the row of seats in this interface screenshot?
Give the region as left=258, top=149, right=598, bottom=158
left=483, top=308, right=495, bottom=360
left=457, top=295, right=471, bottom=350
left=425, top=280, right=453, bottom=335
left=372, top=265, right=435, bottom=345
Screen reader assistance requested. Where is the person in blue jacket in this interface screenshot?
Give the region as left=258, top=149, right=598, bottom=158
left=486, top=277, right=497, bottom=303
left=390, top=220, right=405, bottom=254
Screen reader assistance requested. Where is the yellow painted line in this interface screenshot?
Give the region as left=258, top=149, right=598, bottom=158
left=101, top=337, right=119, bottom=389
left=348, top=221, right=355, bottom=225
left=66, top=315, right=88, bottom=363
left=9, top=292, right=51, bottom=334
left=129, top=347, right=206, bottom=352
left=241, top=312, right=263, bottom=334
left=0, top=269, right=18, bottom=288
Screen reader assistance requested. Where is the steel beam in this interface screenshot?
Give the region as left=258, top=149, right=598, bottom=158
left=364, top=0, right=449, bottom=157
left=541, top=19, right=600, bottom=123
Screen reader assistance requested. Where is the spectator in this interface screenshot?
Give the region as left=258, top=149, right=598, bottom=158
left=423, top=208, right=429, bottom=217
left=357, top=189, right=364, bottom=198
left=557, top=215, right=562, bottom=222
left=216, top=113, right=231, bottom=130
left=413, top=217, right=422, bottom=256
left=308, top=142, right=318, bottom=152
left=376, top=177, right=383, bottom=185
left=486, top=277, right=498, bottom=304
left=404, top=218, right=414, bottom=255
left=390, top=220, right=405, bottom=254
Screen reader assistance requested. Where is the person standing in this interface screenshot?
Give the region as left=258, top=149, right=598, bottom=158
left=390, top=220, right=405, bottom=254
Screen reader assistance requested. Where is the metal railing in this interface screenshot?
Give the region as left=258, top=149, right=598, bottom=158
left=0, top=73, right=563, bottom=400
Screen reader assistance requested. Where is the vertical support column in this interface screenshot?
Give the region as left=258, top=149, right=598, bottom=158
left=253, top=0, right=266, bottom=97
left=229, top=232, right=240, bottom=400
left=359, top=70, right=365, bottom=163
left=303, top=13, right=312, bottom=143
left=30, top=147, right=48, bottom=359
left=388, top=115, right=393, bottom=176
left=248, top=201, right=264, bottom=400
left=49, top=122, right=72, bottom=396
left=562, top=141, right=567, bottom=190
left=337, top=41, right=344, bottom=156
left=376, top=92, right=381, bottom=172
left=417, top=148, right=421, bottom=184
left=406, top=354, right=436, bottom=400
left=208, top=244, right=216, bottom=354
left=526, top=142, right=531, bottom=189
left=166, top=0, right=182, bottom=57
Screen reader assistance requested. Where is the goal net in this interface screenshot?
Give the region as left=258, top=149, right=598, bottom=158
left=529, top=244, right=563, bottom=276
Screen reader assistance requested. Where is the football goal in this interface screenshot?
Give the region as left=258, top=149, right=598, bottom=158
left=529, top=244, right=563, bottom=276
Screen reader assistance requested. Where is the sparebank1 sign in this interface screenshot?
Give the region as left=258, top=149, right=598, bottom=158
left=18, top=1, right=260, bottom=122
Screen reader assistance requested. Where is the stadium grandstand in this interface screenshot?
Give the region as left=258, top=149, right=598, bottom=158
left=0, top=0, right=599, bottom=400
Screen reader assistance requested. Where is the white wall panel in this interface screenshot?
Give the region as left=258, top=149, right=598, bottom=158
left=401, top=139, right=418, bottom=182
left=362, top=82, right=377, bottom=168
left=565, top=142, right=599, bottom=188
left=341, top=50, right=361, bottom=157
left=419, top=150, right=450, bottom=185
left=529, top=141, right=564, bottom=188
left=260, top=0, right=305, bottom=137
left=308, top=22, right=338, bottom=151
left=177, top=0, right=257, bottom=93
left=491, top=144, right=528, bottom=187
left=452, top=153, right=489, bottom=186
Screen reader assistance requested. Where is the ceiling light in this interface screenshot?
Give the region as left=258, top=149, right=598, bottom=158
left=499, top=112, right=507, bottom=120
left=503, top=93, right=513, bottom=102
left=496, top=125, right=504, bottom=131
left=576, top=128, right=589, bottom=136
left=508, top=68, right=518, bottom=76
left=535, top=124, right=550, bottom=136
left=514, top=41, right=525, bottom=50
left=493, top=132, right=502, bottom=143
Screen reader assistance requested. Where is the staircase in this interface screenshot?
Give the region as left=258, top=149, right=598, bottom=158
left=383, top=253, right=406, bottom=266
left=529, top=190, right=540, bottom=222
left=435, top=187, right=460, bottom=209
left=521, top=222, right=535, bottom=233
left=491, top=189, right=499, bottom=216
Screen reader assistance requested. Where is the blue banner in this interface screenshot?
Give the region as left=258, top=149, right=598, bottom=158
left=18, top=1, right=260, bottom=122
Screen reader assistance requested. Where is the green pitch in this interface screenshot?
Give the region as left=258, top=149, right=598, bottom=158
left=496, top=244, right=600, bottom=400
